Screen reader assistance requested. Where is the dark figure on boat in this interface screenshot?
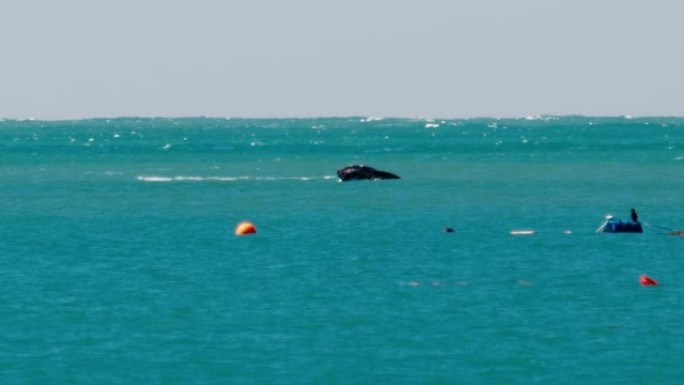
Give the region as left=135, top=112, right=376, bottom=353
left=631, top=208, right=638, bottom=222
left=336, top=165, right=400, bottom=181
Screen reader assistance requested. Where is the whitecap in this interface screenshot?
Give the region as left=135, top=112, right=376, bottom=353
left=209, top=177, right=244, bottom=181
left=524, top=115, right=556, bottom=121
left=137, top=176, right=173, bottom=182
left=360, top=117, right=384, bottom=122
left=173, top=176, right=203, bottom=181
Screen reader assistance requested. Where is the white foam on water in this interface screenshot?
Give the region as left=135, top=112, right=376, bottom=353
left=137, top=176, right=174, bottom=182
left=523, top=115, right=557, bottom=121
left=136, top=175, right=334, bottom=183
left=360, top=117, right=384, bottom=122
left=173, top=176, right=204, bottom=181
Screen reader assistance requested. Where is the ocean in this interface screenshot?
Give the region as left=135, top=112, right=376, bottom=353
left=1, top=116, right=683, bottom=384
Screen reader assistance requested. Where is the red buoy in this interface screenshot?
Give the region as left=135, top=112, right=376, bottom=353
left=639, top=274, right=658, bottom=286
left=235, top=221, right=256, bottom=236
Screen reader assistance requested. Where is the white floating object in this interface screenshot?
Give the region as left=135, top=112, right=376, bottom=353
left=510, top=230, right=536, bottom=235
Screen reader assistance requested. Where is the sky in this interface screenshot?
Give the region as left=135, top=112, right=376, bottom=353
left=1, top=0, right=683, bottom=120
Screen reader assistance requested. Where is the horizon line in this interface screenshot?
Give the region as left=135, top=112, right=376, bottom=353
left=2, top=113, right=683, bottom=123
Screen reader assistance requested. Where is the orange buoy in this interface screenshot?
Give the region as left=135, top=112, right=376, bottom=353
left=235, top=221, right=256, bottom=236
left=639, top=274, right=658, bottom=286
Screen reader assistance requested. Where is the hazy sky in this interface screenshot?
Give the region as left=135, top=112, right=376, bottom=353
left=2, top=0, right=683, bottom=119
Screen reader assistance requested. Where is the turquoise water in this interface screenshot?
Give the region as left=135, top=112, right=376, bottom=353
left=1, top=116, right=683, bottom=384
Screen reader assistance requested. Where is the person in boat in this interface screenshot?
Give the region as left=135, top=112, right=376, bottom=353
left=631, top=208, right=638, bottom=222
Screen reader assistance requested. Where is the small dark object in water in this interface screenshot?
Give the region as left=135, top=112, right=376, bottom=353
left=444, top=227, right=455, bottom=233
left=336, top=165, right=400, bottom=181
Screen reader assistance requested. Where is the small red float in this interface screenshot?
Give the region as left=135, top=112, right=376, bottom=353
left=235, top=221, right=256, bottom=236
left=639, top=274, right=658, bottom=286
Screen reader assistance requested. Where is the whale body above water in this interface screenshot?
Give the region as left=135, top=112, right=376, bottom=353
left=336, top=165, right=400, bottom=181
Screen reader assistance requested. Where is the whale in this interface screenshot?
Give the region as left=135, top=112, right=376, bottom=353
left=596, top=209, right=643, bottom=233
left=336, top=165, right=400, bottom=181
left=596, top=218, right=643, bottom=233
